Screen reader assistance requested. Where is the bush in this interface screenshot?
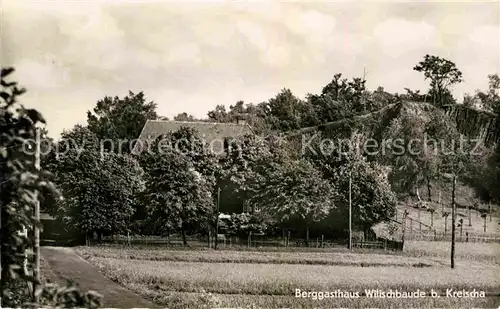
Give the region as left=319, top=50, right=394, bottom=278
left=0, top=67, right=102, bottom=307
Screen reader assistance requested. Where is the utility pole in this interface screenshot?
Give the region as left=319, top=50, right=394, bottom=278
left=451, top=174, right=456, bottom=269
left=348, top=171, right=352, bottom=250
left=468, top=205, right=472, bottom=226
left=214, top=187, right=221, bottom=250
left=402, top=210, right=407, bottom=244
left=438, top=190, right=442, bottom=212
left=33, top=127, right=41, bottom=303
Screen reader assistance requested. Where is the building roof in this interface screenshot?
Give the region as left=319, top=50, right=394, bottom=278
left=40, top=212, right=55, bottom=220
left=131, top=120, right=254, bottom=155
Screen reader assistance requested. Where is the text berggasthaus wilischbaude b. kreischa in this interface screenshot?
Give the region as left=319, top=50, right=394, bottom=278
left=295, top=288, right=486, bottom=300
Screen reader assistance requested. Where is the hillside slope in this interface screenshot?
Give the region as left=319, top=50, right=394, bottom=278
left=289, top=101, right=498, bottom=235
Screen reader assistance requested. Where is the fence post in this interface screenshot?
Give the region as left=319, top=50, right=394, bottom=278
left=248, top=231, right=252, bottom=247
left=434, top=230, right=437, bottom=241
left=466, top=232, right=469, bottom=243
left=208, top=230, right=211, bottom=249
left=287, top=231, right=290, bottom=247
left=321, top=235, right=324, bottom=248
left=282, top=229, right=285, bottom=247
left=316, top=237, right=319, bottom=248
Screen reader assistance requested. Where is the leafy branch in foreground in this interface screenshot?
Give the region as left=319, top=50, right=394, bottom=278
left=0, top=67, right=102, bottom=307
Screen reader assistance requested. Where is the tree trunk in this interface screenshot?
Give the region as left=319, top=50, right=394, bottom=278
left=181, top=226, right=187, bottom=246
left=363, top=227, right=369, bottom=241
left=433, top=86, right=437, bottom=106
left=416, top=186, right=422, bottom=202
left=306, top=227, right=310, bottom=247
left=85, top=231, right=91, bottom=246
left=426, top=177, right=432, bottom=202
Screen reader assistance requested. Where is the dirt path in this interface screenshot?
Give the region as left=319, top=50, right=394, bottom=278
left=41, top=247, right=156, bottom=308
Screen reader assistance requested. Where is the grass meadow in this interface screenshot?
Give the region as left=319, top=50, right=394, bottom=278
left=76, top=241, right=500, bottom=308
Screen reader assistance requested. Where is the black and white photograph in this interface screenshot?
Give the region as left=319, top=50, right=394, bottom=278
left=1, top=0, right=499, bottom=308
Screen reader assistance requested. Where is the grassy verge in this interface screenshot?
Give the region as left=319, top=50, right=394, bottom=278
left=125, top=290, right=500, bottom=309
left=76, top=246, right=438, bottom=267
left=86, top=257, right=500, bottom=295
left=77, top=244, right=500, bottom=308
left=404, top=241, right=500, bottom=263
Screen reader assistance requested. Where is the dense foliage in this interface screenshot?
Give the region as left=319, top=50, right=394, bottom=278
left=87, top=91, right=158, bottom=154
left=219, top=213, right=270, bottom=236
left=414, top=54, right=463, bottom=107
left=29, top=53, right=500, bottom=248
left=327, top=158, right=397, bottom=236
left=0, top=68, right=102, bottom=307
left=44, top=126, right=145, bottom=242
left=248, top=158, right=335, bottom=232
left=139, top=127, right=218, bottom=244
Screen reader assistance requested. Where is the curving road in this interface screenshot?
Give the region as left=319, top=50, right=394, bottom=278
left=41, top=246, right=157, bottom=308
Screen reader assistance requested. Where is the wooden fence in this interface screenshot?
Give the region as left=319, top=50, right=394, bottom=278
left=101, top=234, right=404, bottom=251
left=101, top=235, right=208, bottom=247
left=402, top=232, right=500, bottom=243
left=393, top=211, right=500, bottom=243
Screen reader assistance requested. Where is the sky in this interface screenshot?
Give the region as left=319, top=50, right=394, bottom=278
left=2, top=0, right=500, bottom=138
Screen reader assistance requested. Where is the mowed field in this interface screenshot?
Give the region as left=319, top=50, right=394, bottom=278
left=76, top=242, right=500, bottom=308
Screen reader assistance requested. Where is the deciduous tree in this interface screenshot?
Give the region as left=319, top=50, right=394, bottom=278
left=173, top=112, right=196, bottom=121
left=304, top=132, right=397, bottom=237
left=1, top=67, right=102, bottom=307
left=413, top=55, right=463, bottom=108
left=141, top=140, right=214, bottom=245
left=207, top=105, right=230, bottom=123
left=45, top=126, right=144, bottom=243
left=247, top=158, right=335, bottom=245
left=261, top=88, right=305, bottom=131
left=139, top=127, right=218, bottom=243
left=465, top=74, right=500, bottom=113
left=328, top=157, right=397, bottom=239
left=306, top=73, right=367, bottom=124
left=87, top=91, right=158, bottom=154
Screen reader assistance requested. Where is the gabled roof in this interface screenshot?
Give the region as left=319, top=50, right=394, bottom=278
left=131, top=120, right=254, bottom=155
